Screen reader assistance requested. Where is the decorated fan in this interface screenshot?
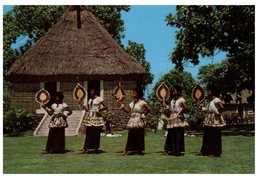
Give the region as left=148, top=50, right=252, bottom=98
left=73, top=83, right=87, bottom=102
left=192, top=84, right=205, bottom=103
left=35, top=88, right=50, bottom=104
left=156, top=82, right=170, bottom=105
left=112, top=82, right=125, bottom=102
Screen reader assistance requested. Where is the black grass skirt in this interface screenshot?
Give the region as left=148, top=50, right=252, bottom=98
left=164, top=127, right=185, bottom=156
left=46, top=127, right=65, bottom=153
left=125, top=128, right=145, bottom=152
left=84, top=126, right=103, bottom=150
left=200, top=126, right=222, bottom=156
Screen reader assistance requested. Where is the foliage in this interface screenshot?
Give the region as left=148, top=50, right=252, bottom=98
left=166, top=5, right=255, bottom=92
left=3, top=90, right=34, bottom=136
left=198, top=59, right=255, bottom=103
left=3, top=5, right=154, bottom=134
left=145, top=113, right=159, bottom=132
left=3, top=5, right=66, bottom=76
left=3, top=88, right=12, bottom=112
left=4, top=6, right=67, bottom=53
left=147, top=69, right=207, bottom=130
left=187, top=102, right=205, bottom=131
left=3, top=5, right=130, bottom=76
left=126, top=40, right=154, bottom=91
left=3, top=6, right=153, bottom=93
left=198, top=60, right=230, bottom=92
left=89, top=5, right=130, bottom=45
left=3, top=108, right=35, bottom=136
left=148, top=69, right=195, bottom=112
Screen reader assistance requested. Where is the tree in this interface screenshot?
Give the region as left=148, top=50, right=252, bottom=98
left=89, top=6, right=130, bottom=45
left=198, top=59, right=233, bottom=92
left=148, top=69, right=196, bottom=121
left=166, top=5, right=255, bottom=92
left=125, top=40, right=154, bottom=91
left=3, top=5, right=154, bottom=91
left=3, top=5, right=152, bottom=135
left=3, top=5, right=130, bottom=76
left=198, top=58, right=255, bottom=104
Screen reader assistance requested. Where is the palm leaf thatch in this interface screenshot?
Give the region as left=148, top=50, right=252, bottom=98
left=6, top=6, right=146, bottom=82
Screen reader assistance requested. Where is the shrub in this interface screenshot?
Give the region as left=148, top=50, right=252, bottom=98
left=3, top=107, right=35, bottom=136
left=3, top=89, right=35, bottom=136
left=145, top=113, right=158, bottom=132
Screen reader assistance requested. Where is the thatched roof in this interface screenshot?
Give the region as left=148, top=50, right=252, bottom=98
left=6, top=6, right=146, bottom=82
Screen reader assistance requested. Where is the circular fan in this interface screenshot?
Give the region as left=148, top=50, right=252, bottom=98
left=35, top=88, right=50, bottom=104
left=112, top=82, right=125, bottom=102
left=192, top=84, right=205, bottom=102
left=156, top=82, right=170, bottom=102
left=73, top=83, right=87, bottom=101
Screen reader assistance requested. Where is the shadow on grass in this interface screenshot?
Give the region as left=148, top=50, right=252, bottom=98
left=115, top=151, right=149, bottom=156
left=222, top=130, right=255, bottom=136
left=41, top=149, right=75, bottom=154
left=78, top=149, right=107, bottom=154
left=222, top=123, right=255, bottom=137
left=190, top=124, right=255, bottom=137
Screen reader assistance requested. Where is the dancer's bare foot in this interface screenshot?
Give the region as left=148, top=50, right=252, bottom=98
left=120, top=151, right=128, bottom=156
left=162, top=151, right=169, bottom=156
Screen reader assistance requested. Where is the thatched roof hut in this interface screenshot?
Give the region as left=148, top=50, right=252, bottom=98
left=6, top=6, right=147, bottom=133
left=6, top=6, right=146, bottom=82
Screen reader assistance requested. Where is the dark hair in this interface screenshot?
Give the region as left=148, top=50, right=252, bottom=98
left=172, top=84, right=183, bottom=94
left=133, top=86, right=144, bottom=99
left=207, top=84, right=220, bottom=97
left=55, top=91, right=64, bottom=100
left=89, top=88, right=96, bottom=93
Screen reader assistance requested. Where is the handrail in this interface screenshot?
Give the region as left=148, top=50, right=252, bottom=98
left=75, top=110, right=86, bottom=136
left=33, top=113, right=50, bottom=136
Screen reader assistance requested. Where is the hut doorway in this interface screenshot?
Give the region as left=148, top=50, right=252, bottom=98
left=88, top=80, right=100, bottom=98
left=45, top=82, right=57, bottom=107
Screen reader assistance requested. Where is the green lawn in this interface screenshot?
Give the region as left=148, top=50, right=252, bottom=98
left=3, top=130, right=255, bottom=174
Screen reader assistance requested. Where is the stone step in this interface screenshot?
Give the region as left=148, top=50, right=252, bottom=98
left=34, top=110, right=85, bottom=136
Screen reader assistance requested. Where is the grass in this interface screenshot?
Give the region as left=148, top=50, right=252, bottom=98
left=3, top=130, right=255, bottom=174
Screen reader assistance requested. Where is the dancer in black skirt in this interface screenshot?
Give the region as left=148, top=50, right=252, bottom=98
left=42, top=92, right=72, bottom=154
left=198, top=85, right=226, bottom=157
left=163, top=85, right=188, bottom=156
left=79, top=88, right=108, bottom=154
left=119, top=87, right=150, bottom=156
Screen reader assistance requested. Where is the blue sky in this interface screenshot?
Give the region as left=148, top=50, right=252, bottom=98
left=3, top=5, right=227, bottom=95
left=121, top=5, right=226, bottom=95
left=121, top=5, right=174, bottom=93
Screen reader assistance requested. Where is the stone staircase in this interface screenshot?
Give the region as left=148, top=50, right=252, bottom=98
left=34, top=110, right=85, bottom=136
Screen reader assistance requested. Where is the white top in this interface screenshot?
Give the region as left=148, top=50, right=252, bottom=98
left=166, top=97, right=188, bottom=128
left=170, top=97, right=186, bottom=114
left=87, top=96, right=104, bottom=121
left=88, top=96, right=104, bottom=110
left=49, top=102, right=69, bottom=128
left=207, top=97, right=222, bottom=114
left=51, top=103, right=68, bottom=114
left=129, top=99, right=147, bottom=113
left=127, top=99, right=148, bottom=129
left=204, top=97, right=226, bottom=127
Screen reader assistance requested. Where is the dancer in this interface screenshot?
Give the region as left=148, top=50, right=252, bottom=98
left=163, top=85, right=188, bottom=156
left=199, top=85, right=226, bottom=157
left=42, top=92, right=72, bottom=154
left=79, top=88, right=108, bottom=154
left=119, top=87, right=150, bottom=156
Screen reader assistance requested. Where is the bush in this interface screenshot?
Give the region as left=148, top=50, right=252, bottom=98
left=186, top=103, right=205, bottom=131
left=3, top=88, right=12, bottom=112
left=3, top=89, right=35, bottom=136
left=3, top=107, right=35, bottom=136
left=145, top=113, right=158, bottom=132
